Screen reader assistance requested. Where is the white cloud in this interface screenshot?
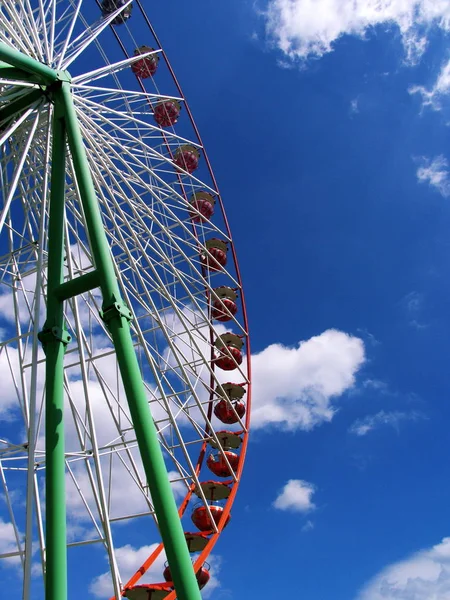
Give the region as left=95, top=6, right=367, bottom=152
left=64, top=449, right=187, bottom=529
left=356, top=536, right=450, bottom=599
left=417, top=155, right=450, bottom=197
left=0, top=342, right=46, bottom=426
left=90, top=543, right=221, bottom=599
left=273, top=479, right=316, bottom=513
left=410, top=59, right=450, bottom=110
left=263, top=0, right=450, bottom=63
left=90, top=543, right=166, bottom=597
left=349, top=410, right=425, bottom=436
left=0, top=517, right=22, bottom=567
left=251, top=329, right=365, bottom=431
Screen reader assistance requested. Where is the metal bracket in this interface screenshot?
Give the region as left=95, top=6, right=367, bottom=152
left=57, top=70, right=72, bottom=83
left=100, top=301, right=133, bottom=325
left=38, top=326, right=71, bottom=352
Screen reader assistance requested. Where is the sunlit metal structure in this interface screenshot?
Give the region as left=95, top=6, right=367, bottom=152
left=0, top=2, right=250, bottom=599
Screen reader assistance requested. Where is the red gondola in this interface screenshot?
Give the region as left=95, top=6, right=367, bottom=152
left=211, top=286, right=238, bottom=322
left=214, top=399, right=245, bottom=424
left=153, top=100, right=180, bottom=127
left=207, top=450, right=239, bottom=477
left=189, top=191, right=215, bottom=222
left=163, top=562, right=210, bottom=590
left=191, top=504, right=230, bottom=531
left=101, top=0, right=132, bottom=25
left=174, top=144, right=200, bottom=173
left=201, top=239, right=228, bottom=272
left=130, top=46, right=159, bottom=78
left=215, top=334, right=243, bottom=371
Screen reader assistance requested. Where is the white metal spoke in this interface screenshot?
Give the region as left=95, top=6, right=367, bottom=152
left=0, top=4, right=37, bottom=56
left=56, top=0, right=83, bottom=69
left=0, top=113, right=40, bottom=233
left=60, top=0, right=133, bottom=70
left=72, top=51, right=161, bottom=85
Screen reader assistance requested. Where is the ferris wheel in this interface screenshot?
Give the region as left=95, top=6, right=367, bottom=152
left=0, top=2, right=250, bottom=599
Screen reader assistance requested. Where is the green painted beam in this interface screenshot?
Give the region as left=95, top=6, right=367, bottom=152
left=0, top=64, right=41, bottom=82
left=38, top=104, right=69, bottom=600
left=0, top=88, right=44, bottom=124
left=57, top=81, right=202, bottom=600
left=54, top=270, right=101, bottom=301
left=0, top=42, right=58, bottom=83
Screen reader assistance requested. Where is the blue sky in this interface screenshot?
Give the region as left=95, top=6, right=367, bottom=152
left=3, top=1, right=450, bottom=599
left=144, top=1, right=450, bottom=598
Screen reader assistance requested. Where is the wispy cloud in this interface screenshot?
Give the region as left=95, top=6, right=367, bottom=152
left=416, top=155, right=450, bottom=198
left=404, top=290, right=423, bottom=314
left=350, top=97, right=359, bottom=114
left=301, top=520, right=315, bottom=532
left=350, top=378, right=420, bottom=407
left=273, top=479, right=316, bottom=513
left=410, top=58, right=450, bottom=110
left=348, top=377, right=392, bottom=399
left=349, top=410, right=425, bottom=436
left=402, top=290, right=428, bottom=329
left=262, top=0, right=450, bottom=64
left=356, top=328, right=381, bottom=347
left=361, top=379, right=389, bottom=393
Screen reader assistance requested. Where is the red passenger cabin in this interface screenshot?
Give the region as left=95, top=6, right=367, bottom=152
left=101, top=0, right=132, bottom=24
left=207, top=450, right=239, bottom=477
left=214, top=334, right=243, bottom=371
left=153, top=100, right=180, bottom=127
left=174, top=144, right=200, bottom=173
left=207, top=430, right=242, bottom=476
left=209, top=430, right=243, bottom=451
left=163, top=562, right=210, bottom=590
left=213, top=382, right=246, bottom=423
left=131, top=46, right=159, bottom=78
left=211, top=286, right=238, bottom=322
left=124, top=585, right=170, bottom=599
left=201, top=239, right=228, bottom=272
left=184, top=531, right=209, bottom=553
left=189, top=191, right=215, bottom=222
left=191, top=503, right=231, bottom=532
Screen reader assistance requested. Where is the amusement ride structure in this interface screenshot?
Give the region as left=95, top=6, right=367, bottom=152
left=0, top=1, right=250, bottom=599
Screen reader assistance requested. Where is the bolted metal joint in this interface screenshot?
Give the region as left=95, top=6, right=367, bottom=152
left=57, top=70, right=72, bottom=83
left=100, top=301, right=133, bottom=325
left=38, top=326, right=71, bottom=353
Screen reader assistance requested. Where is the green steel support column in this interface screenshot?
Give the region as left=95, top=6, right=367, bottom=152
left=57, top=83, right=202, bottom=600
left=38, top=101, right=70, bottom=600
